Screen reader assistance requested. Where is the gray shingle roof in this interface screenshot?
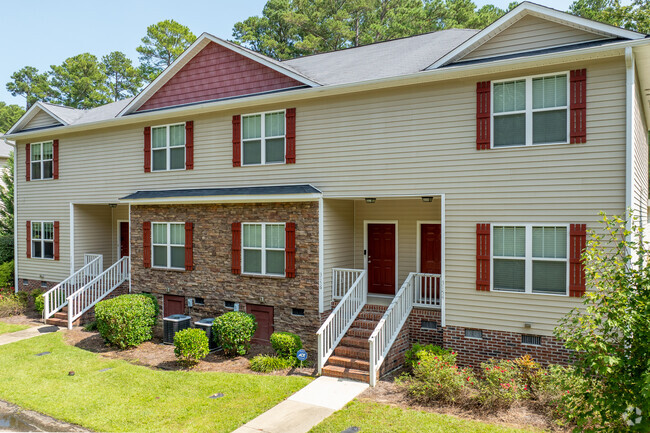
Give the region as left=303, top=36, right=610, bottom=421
left=39, top=98, right=133, bottom=127
left=121, top=184, right=321, bottom=201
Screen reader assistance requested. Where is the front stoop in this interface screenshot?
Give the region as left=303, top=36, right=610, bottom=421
left=45, top=307, right=81, bottom=328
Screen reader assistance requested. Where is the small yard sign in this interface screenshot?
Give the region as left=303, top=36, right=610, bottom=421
left=296, top=349, right=307, bottom=361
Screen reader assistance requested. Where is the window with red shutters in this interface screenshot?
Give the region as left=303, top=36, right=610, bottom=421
left=232, top=222, right=241, bottom=274
left=53, top=140, right=59, bottom=179
left=476, top=82, right=491, bottom=150
left=143, top=221, right=151, bottom=268
left=286, top=108, right=296, bottom=163
left=476, top=223, right=491, bottom=291
left=53, top=221, right=60, bottom=261
left=25, top=143, right=30, bottom=182
left=570, top=69, right=587, bottom=144
left=232, top=115, right=241, bottom=167
left=185, top=222, right=194, bottom=271
left=285, top=222, right=296, bottom=277
left=569, top=224, right=586, bottom=297
left=26, top=221, right=31, bottom=258
left=185, top=121, right=194, bottom=170
left=144, top=127, right=151, bottom=173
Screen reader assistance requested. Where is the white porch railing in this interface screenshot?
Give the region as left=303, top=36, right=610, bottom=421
left=43, top=254, right=103, bottom=319
left=317, top=270, right=367, bottom=374
left=332, top=268, right=365, bottom=300
left=67, top=256, right=130, bottom=329
left=368, top=272, right=442, bottom=386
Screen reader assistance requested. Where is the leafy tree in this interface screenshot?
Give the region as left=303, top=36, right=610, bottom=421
left=569, top=0, right=650, bottom=33
left=0, top=103, right=24, bottom=134
left=0, top=152, right=14, bottom=236
left=136, top=20, right=197, bottom=82
left=555, top=212, right=650, bottom=432
left=102, top=51, right=143, bottom=101
left=5, top=66, right=52, bottom=109
left=50, top=53, right=111, bottom=109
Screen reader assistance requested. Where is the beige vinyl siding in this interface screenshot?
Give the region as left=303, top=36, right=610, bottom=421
left=24, top=111, right=62, bottom=130
left=632, top=79, right=648, bottom=225
left=322, top=199, right=355, bottom=309
left=14, top=57, right=627, bottom=336
left=462, top=15, right=610, bottom=61
left=72, top=204, right=129, bottom=271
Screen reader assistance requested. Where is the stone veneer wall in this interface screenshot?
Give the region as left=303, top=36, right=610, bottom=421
left=130, top=202, right=320, bottom=354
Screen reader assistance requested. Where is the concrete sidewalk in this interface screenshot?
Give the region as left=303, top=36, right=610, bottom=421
left=0, top=325, right=59, bottom=346
left=232, top=376, right=368, bottom=433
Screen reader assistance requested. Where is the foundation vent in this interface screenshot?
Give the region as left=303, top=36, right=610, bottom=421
left=522, top=335, right=542, bottom=346
left=464, top=329, right=483, bottom=339
left=421, top=320, right=437, bottom=330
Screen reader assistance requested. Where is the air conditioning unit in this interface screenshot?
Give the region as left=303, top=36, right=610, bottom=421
left=163, top=314, right=192, bottom=344
left=195, top=318, right=219, bottom=351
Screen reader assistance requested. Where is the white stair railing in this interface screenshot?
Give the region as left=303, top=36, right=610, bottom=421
left=317, top=270, right=367, bottom=374
left=332, top=268, right=365, bottom=300
left=43, top=254, right=103, bottom=319
left=67, top=256, right=130, bottom=329
left=368, top=272, right=441, bottom=386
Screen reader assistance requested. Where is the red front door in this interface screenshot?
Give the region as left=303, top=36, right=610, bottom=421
left=420, top=224, right=441, bottom=274
left=246, top=304, right=274, bottom=345
left=367, top=223, right=396, bottom=295
left=164, top=295, right=185, bottom=317
left=119, top=222, right=129, bottom=258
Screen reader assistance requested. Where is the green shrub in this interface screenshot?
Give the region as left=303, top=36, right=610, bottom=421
left=404, top=343, right=451, bottom=370
left=212, top=312, right=257, bottom=356
left=0, top=260, right=14, bottom=289
left=83, top=320, right=97, bottom=332
left=139, top=293, right=160, bottom=325
left=250, top=355, right=293, bottom=372
left=173, top=328, right=209, bottom=367
left=95, top=294, right=157, bottom=349
left=476, top=359, right=528, bottom=410
left=0, top=236, right=13, bottom=264
left=0, top=287, right=25, bottom=317
left=271, top=332, right=302, bottom=359
left=33, top=292, right=44, bottom=314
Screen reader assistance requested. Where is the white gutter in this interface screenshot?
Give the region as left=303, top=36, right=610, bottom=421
left=4, top=38, right=650, bottom=142
left=625, top=46, right=635, bottom=229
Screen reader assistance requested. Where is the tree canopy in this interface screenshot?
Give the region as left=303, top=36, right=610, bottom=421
left=5, top=66, right=52, bottom=109
left=50, top=53, right=112, bottom=109
left=0, top=103, right=24, bottom=134
left=136, top=20, right=197, bottom=82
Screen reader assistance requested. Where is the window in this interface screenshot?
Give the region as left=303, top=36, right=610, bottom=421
left=492, top=225, right=568, bottom=295
left=194, top=297, right=205, bottom=305
left=31, top=222, right=54, bottom=259
left=152, top=222, right=185, bottom=269
left=492, top=73, right=568, bottom=147
left=242, top=111, right=285, bottom=165
left=31, top=141, right=53, bottom=180
left=291, top=308, right=305, bottom=316
left=242, top=223, right=285, bottom=276
left=151, top=124, right=185, bottom=171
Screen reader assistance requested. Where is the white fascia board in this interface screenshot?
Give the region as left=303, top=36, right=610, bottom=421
left=118, top=33, right=320, bottom=117
left=6, top=102, right=68, bottom=135
left=119, top=193, right=322, bottom=205
left=427, top=1, right=646, bottom=70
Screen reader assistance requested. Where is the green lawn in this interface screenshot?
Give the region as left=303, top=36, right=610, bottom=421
left=0, top=332, right=311, bottom=433
left=309, top=400, right=539, bottom=433
left=0, top=321, right=29, bottom=335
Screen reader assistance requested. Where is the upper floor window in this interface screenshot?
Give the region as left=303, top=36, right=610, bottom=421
left=31, top=141, right=53, bottom=180
left=152, top=123, right=185, bottom=171
left=242, top=111, right=285, bottom=165
left=32, top=221, right=54, bottom=259
left=152, top=222, right=185, bottom=269
left=242, top=222, right=285, bottom=276
left=492, top=73, right=568, bottom=148
left=492, top=225, right=568, bottom=295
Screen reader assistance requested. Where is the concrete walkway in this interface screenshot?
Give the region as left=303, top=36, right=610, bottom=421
left=0, top=325, right=58, bottom=346
left=232, top=376, right=369, bottom=433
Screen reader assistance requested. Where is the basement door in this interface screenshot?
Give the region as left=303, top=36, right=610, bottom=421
left=164, top=295, right=185, bottom=317
left=246, top=304, right=274, bottom=345
left=367, top=223, right=396, bottom=295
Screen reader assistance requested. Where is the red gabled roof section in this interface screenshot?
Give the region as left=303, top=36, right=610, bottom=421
left=137, top=42, right=305, bottom=112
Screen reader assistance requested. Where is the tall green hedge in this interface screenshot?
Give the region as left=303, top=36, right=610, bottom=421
left=95, top=294, right=157, bottom=349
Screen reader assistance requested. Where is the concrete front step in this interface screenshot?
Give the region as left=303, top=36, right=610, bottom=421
left=328, top=355, right=370, bottom=370
left=334, top=345, right=370, bottom=361
left=341, top=336, right=370, bottom=349
left=322, top=365, right=370, bottom=383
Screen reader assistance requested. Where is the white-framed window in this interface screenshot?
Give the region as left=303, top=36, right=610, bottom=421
left=32, top=221, right=54, bottom=259
left=492, top=225, right=568, bottom=295
left=152, top=222, right=185, bottom=269
left=242, top=222, right=285, bottom=276
left=492, top=73, right=569, bottom=148
left=242, top=110, right=285, bottom=165
left=151, top=123, right=185, bottom=171
left=31, top=141, right=54, bottom=180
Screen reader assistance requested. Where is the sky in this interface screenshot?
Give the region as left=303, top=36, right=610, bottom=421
left=0, top=0, right=575, bottom=107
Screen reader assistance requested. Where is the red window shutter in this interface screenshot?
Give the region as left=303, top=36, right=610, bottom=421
left=570, top=69, right=587, bottom=144
left=53, top=221, right=60, bottom=261
left=232, top=222, right=241, bottom=274
left=476, top=81, right=491, bottom=150
left=53, top=139, right=59, bottom=179
left=285, top=222, right=296, bottom=277
left=144, top=127, right=151, bottom=173
left=569, top=224, right=587, bottom=297
left=232, top=115, right=241, bottom=167
left=25, top=143, right=30, bottom=182
left=185, top=222, right=194, bottom=271
left=26, top=221, right=31, bottom=258
left=476, top=223, right=490, bottom=291
left=143, top=221, right=151, bottom=268
left=286, top=108, right=296, bottom=164
left=185, top=121, right=194, bottom=170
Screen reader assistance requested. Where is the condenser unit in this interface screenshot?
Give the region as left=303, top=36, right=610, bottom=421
left=195, top=318, right=219, bottom=351
left=163, top=314, right=192, bottom=344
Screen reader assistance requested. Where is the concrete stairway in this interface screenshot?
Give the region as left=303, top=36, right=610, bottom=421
left=321, top=308, right=384, bottom=383
left=45, top=307, right=81, bottom=327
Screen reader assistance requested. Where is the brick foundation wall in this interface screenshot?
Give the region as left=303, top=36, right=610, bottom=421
left=17, top=279, right=57, bottom=293
left=130, top=202, right=320, bottom=354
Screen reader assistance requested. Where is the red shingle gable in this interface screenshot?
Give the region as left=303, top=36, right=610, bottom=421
left=137, top=42, right=305, bottom=112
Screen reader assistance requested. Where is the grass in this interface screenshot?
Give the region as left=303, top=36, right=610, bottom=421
left=0, top=332, right=311, bottom=433
left=309, top=400, right=540, bottom=433
left=0, top=321, right=29, bottom=335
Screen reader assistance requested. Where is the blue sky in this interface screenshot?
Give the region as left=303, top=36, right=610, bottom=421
left=1, top=0, right=574, bottom=107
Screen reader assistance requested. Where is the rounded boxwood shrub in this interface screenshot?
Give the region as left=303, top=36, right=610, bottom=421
left=173, top=328, right=209, bottom=367
left=270, top=331, right=302, bottom=359
left=139, top=293, right=160, bottom=325
left=95, top=294, right=157, bottom=349
left=250, top=354, right=293, bottom=372
left=212, top=312, right=257, bottom=356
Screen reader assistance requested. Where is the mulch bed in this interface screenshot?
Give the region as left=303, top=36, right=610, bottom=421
left=0, top=311, right=44, bottom=327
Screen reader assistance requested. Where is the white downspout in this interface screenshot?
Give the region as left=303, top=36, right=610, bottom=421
left=9, top=142, right=17, bottom=293
left=625, top=46, right=635, bottom=231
